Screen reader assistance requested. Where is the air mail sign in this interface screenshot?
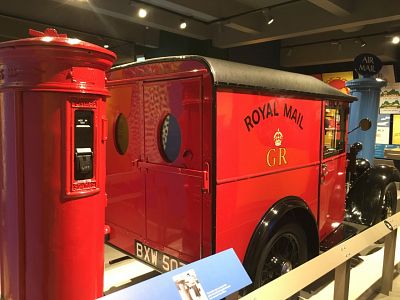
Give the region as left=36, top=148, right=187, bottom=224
left=354, top=53, right=382, bottom=77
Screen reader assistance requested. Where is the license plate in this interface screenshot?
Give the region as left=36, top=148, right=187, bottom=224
left=135, top=240, right=186, bottom=272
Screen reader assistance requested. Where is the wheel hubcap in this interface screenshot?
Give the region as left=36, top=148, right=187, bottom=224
left=260, top=233, right=300, bottom=285
left=383, top=189, right=394, bottom=219
left=386, top=206, right=393, bottom=217
left=281, top=260, right=293, bottom=274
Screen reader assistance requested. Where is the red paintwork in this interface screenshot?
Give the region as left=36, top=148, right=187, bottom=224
left=319, top=101, right=348, bottom=240
left=214, top=92, right=321, bottom=258
left=106, top=66, right=212, bottom=262
left=0, top=29, right=115, bottom=300
left=105, top=58, right=349, bottom=271
left=319, top=153, right=347, bottom=239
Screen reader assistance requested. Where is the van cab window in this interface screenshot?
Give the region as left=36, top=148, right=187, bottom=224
left=324, top=102, right=346, bottom=158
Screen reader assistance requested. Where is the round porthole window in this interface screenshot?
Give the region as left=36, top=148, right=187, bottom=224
left=115, top=113, right=129, bottom=155
left=160, top=114, right=181, bottom=162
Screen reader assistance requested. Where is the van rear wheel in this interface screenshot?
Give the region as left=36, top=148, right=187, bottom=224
left=254, top=222, right=308, bottom=288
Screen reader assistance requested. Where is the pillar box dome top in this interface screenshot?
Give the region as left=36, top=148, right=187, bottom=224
left=0, top=28, right=116, bottom=95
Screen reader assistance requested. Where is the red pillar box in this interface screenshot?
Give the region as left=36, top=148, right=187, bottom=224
left=0, top=29, right=115, bottom=300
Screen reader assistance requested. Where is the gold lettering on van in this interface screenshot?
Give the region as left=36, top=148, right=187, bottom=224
left=266, top=147, right=288, bottom=167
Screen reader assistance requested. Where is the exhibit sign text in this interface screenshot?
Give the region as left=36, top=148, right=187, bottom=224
left=354, top=53, right=382, bottom=76
left=100, top=249, right=252, bottom=300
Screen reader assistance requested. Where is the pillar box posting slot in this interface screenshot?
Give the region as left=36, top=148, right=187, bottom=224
left=0, top=29, right=115, bottom=300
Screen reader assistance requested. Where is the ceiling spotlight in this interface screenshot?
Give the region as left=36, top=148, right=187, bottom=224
left=353, top=38, right=366, bottom=47
left=263, top=9, right=274, bottom=25
left=180, top=20, right=187, bottom=30
left=392, top=36, right=400, bottom=44
left=138, top=8, right=147, bottom=18
left=103, top=44, right=109, bottom=49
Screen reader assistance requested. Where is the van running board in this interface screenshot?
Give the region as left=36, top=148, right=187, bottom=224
left=320, top=222, right=368, bottom=251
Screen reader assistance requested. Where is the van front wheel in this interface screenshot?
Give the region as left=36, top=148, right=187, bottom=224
left=254, top=222, right=308, bottom=288
left=381, top=182, right=397, bottom=221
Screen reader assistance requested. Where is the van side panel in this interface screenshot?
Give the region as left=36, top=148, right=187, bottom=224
left=216, top=168, right=320, bottom=260
left=215, top=91, right=322, bottom=260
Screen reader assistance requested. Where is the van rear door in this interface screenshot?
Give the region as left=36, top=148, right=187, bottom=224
left=139, top=77, right=204, bottom=267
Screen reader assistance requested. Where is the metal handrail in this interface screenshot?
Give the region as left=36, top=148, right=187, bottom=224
left=240, top=212, right=400, bottom=300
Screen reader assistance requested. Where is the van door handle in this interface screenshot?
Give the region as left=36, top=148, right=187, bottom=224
left=202, top=162, right=210, bottom=194
left=321, top=163, right=329, bottom=182
left=132, top=159, right=141, bottom=168
left=183, top=149, right=193, bottom=160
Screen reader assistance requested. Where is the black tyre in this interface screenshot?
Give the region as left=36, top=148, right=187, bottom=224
left=254, top=222, right=308, bottom=288
left=374, top=182, right=397, bottom=244
left=379, top=182, right=397, bottom=222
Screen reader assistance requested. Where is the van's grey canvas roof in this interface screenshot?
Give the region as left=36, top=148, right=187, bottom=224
left=114, top=55, right=357, bottom=102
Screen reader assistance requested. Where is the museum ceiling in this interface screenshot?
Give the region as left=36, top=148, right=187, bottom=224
left=0, top=0, right=399, bottom=66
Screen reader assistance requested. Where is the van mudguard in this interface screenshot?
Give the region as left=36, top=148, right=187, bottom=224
left=346, top=164, right=400, bottom=226
left=242, top=197, right=319, bottom=282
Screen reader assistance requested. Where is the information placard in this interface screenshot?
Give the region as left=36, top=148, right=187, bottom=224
left=99, top=248, right=252, bottom=300
left=375, top=114, right=391, bottom=145
left=393, top=115, right=400, bottom=145
left=379, top=83, right=400, bottom=114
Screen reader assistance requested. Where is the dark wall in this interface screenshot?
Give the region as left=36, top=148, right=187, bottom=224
left=286, top=61, right=355, bottom=75
left=135, top=31, right=282, bottom=69
left=137, top=31, right=228, bottom=59
left=287, top=61, right=400, bottom=82
left=394, top=63, right=400, bottom=82
left=285, top=46, right=400, bottom=80
left=228, top=40, right=281, bottom=69
left=136, top=30, right=399, bottom=82
left=285, top=61, right=359, bottom=80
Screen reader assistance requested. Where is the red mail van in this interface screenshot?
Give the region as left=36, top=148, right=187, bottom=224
left=104, top=56, right=398, bottom=288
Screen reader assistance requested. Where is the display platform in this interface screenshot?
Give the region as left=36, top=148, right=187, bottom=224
left=104, top=232, right=400, bottom=300
left=103, top=245, right=158, bottom=294
left=102, top=248, right=251, bottom=300
left=301, top=192, right=400, bottom=300
left=299, top=229, right=400, bottom=299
